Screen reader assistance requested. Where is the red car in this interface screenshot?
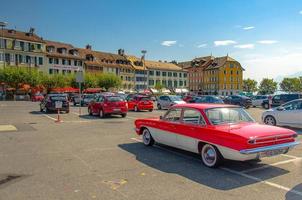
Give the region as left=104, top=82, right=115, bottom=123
left=88, top=94, right=127, bottom=118
left=127, top=95, right=153, bottom=112
left=32, top=93, right=44, bottom=102
left=134, top=103, right=299, bottom=168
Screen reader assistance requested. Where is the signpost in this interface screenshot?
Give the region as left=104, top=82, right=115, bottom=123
left=55, top=101, right=63, bottom=123
left=76, top=71, right=84, bottom=116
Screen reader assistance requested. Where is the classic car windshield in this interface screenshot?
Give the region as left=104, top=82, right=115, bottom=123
left=205, top=107, right=254, bottom=125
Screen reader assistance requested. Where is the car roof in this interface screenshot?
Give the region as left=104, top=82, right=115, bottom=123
left=172, top=103, right=239, bottom=110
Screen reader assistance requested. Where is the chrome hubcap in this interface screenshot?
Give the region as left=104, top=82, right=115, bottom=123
left=143, top=130, right=151, bottom=144
left=265, top=117, right=274, bottom=125
left=202, top=146, right=216, bottom=166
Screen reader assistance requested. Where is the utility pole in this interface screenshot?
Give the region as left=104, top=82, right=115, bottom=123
left=141, top=50, right=147, bottom=90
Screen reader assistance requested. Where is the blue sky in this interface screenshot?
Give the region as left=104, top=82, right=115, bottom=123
left=1, top=0, right=302, bottom=81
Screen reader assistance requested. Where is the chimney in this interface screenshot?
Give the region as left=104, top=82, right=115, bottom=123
left=86, top=44, right=92, bottom=50
left=29, top=27, right=35, bottom=35
left=118, top=49, right=125, bottom=56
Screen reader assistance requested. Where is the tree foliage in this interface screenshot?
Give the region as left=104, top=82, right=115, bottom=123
left=258, top=78, right=278, bottom=95
left=155, top=82, right=163, bottom=91
left=243, top=78, right=258, bottom=93
left=97, top=73, right=122, bottom=91
left=0, top=67, right=122, bottom=94
left=280, top=77, right=302, bottom=93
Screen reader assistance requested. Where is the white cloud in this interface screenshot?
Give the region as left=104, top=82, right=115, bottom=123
left=197, top=44, right=207, bottom=48
left=299, top=10, right=302, bottom=14
left=243, top=26, right=255, bottom=30
left=161, top=40, right=177, bottom=47
left=240, top=53, right=302, bottom=81
left=234, top=44, right=255, bottom=49
left=214, top=40, right=237, bottom=46
left=257, top=40, right=278, bottom=44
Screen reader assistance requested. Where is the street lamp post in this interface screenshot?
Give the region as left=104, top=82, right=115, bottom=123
left=0, top=21, right=8, bottom=68
left=141, top=50, right=147, bottom=90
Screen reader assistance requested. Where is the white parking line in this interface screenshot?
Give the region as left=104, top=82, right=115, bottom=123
left=42, top=114, right=58, bottom=121
left=221, top=167, right=302, bottom=197
left=126, top=116, right=137, bottom=120
left=241, top=158, right=302, bottom=173
left=130, top=137, right=302, bottom=197
left=281, top=154, right=301, bottom=159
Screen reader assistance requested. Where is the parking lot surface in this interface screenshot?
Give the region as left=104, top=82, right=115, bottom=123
left=0, top=101, right=301, bottom=200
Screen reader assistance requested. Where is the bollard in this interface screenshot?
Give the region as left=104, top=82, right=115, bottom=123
left=55, top=108, right=61, bottom=123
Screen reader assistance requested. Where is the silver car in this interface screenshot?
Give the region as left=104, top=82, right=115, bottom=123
left=157, top=95, right=186, bottom=110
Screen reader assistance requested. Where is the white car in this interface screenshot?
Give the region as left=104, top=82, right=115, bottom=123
left=157, top=95, right=186, bottom=110
left=262, top=99, right=302, bottom=128
left=252, top=95, right=268, bottom=107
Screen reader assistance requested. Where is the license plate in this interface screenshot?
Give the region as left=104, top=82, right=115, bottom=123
left=113, top=108, right=121, bottom=111
left=260, top=148, right=288, bottom=157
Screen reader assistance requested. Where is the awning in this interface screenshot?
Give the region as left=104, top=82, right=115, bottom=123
left=162, top=88, right=171, bottom=94
left=175, top=88, right=189, bottom=93
left=149, top=88, right=159, bottom=94
left=51, top=87, right=79, bottom=93
left=82, top=88, right=104, bottom=93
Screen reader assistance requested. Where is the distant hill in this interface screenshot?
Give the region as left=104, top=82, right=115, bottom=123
left=275, top=71, right=302, bottom=83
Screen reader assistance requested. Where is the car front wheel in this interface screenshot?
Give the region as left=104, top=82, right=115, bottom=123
left=264, top=115, right=276, bottom=126
left=142, top=128, right=154, bottom=146
left=264, top=103, right=269, bottom=109
left=201, top=144, right=222, bottom=168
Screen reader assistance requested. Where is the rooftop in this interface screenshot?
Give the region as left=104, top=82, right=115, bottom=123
left=1, top=28, right=44, bottom=43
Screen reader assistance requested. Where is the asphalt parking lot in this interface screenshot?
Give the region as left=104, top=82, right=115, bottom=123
left=0, top=101, right=301, bottom=200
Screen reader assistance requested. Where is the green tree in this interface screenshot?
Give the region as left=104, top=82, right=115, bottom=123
left=258, top=78, right=278, bottom=95
left=243, top=78, right=258, bottom=93
left=280, top=77, right=301, bottom=93
left=97, top=73, right=122, bottom=91
left=154, top=82, right=163, bottom=91
left=84, top=73, right=98, bottom=89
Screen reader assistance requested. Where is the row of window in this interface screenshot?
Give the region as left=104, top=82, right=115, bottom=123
left=0, top=39, right=43, bottom=52
left=121, top=76, right=134, bottom=81
left=148, top=79, right=187, bottom=87
left=49, top=58, right=83, bottom=66
left=148, top=70, right=187, bottom=78
left=48, top=69, right=78, bottom=75
left=0, top=53, right=43, bottom=65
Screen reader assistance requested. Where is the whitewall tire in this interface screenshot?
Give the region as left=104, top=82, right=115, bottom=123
left=201, top=144, right=222, bottom=168
left=142, top=128, right=154, bottom=146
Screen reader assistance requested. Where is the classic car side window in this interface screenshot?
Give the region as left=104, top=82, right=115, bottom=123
left=163, top=108, right=182, bottom=122
left=182, top=109, right=206, bottom=125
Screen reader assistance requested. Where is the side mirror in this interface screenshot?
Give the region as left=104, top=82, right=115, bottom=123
left=277, top=106, right=285, bottom=111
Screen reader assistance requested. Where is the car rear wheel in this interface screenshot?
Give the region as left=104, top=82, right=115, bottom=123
left=264, top=115, right=276, bottom=126
left=149, top=109, right=153, bottom=112
left=200, top=144, right=222, bottom=168
left=142, top=128, right=154, bottom=146
left=121, top=113, right=127, bottom=118
left=99, top=109, right=104, bottom=118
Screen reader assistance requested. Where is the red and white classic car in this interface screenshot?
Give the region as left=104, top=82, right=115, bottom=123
left=134, top=104, right=300, bottom=168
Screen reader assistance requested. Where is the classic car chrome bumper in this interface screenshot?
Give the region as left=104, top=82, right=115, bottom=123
left=240, top=141, right=300, bottom=155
